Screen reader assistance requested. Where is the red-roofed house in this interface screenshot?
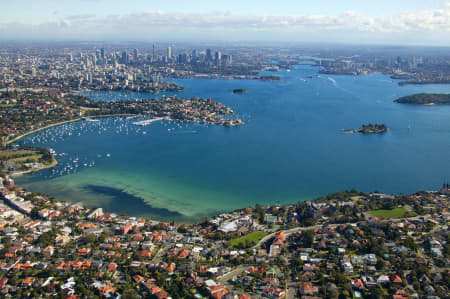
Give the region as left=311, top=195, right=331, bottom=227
left=140, top=250, right=152, bottom=258
left=207, top=284, right=229, bottom=299
left=21, top=277, right=34, bottom=288
left=178, top=249, right=189, bottom=258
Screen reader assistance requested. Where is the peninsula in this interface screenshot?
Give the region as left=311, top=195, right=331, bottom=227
left=259, top=75, right=281, bottom=81
left=344, top=123, right=388, bottom=134
left=0, top=90, right=244, bottom=148
left=394, top=93, right=450, bottom=105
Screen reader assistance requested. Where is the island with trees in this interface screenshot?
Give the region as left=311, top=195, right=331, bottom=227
left=232, top=88, right=248, bottom=94
left=344, top=123, right=389, bottom=134
left=394, top=93, right=450, bottom=105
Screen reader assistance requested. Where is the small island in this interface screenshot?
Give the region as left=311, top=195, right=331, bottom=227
left=343, top=124, right=388, bottom=134
left=232, top=88, right=248, bottom=94
left=394, top=93, right=450, bottom=105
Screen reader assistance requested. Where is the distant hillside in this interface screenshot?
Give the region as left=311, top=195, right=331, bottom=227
left=394, top=93, right=450, bottom=105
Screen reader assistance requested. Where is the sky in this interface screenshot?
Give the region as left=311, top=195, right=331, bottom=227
left=1, top=0, right=450, bottom=46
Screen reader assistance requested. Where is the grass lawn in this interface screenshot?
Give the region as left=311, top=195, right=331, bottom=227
left=11, top=154, right=42, bottom=163
left=368, top=207, right=408, bottom=219
left=0, top=150, right=35, bottom=159
left=229, top=231, right=268, bottom=248
left=350, top=196, right=365, bottom=201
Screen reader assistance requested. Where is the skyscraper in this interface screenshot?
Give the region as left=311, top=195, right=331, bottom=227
left=133, top=49, right=138, bottom=61
left=167, top=47, right=172, bottom=59
left=206, top=49, right=212, bottom=62
left=215, top=51, right=222, bottom=64
left=100, top=48, right=105, bottom=60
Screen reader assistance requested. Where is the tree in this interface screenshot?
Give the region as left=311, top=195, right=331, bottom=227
left=366, top=286, right=384, bottom=299
left=302, top=230, right=314, bottom=247
left=255, top=204, right=265, bottom=223
left=122, top=288, right=139, bottom=299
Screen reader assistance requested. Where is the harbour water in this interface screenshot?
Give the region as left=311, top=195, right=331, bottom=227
left=15, top=65, right=450, bottom=222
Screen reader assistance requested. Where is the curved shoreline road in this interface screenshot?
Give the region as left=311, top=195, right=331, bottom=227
left=253, top=224, right=322, bottom=248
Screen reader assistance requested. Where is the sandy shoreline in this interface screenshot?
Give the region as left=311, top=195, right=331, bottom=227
left=6, top=118, right=82, bottom=145
left=11, top=157, right=58, bottom=177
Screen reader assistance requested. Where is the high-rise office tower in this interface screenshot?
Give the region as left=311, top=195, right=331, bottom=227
left=215, top=51, right=222, bottom=64
left=122, top=51, right=128, bottom=64
left=206, top=49, right=212, bottom=62
left=167, top=47, right=172, bottom=59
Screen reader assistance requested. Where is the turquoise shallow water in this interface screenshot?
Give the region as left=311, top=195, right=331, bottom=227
left=15, top=65, right=450, bottom=222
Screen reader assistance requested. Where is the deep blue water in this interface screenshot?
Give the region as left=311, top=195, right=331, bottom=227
left=15, top=65, right=450, bottom=222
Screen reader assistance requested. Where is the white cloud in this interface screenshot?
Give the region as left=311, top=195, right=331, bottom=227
left=0, top=3, right=449, bottom=44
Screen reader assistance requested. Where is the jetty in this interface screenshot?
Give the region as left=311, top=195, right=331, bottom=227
left=132, top=117, right=167, bottom=126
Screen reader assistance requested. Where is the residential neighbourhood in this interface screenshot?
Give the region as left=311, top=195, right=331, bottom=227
left=0, top=173, right=448, bottom=298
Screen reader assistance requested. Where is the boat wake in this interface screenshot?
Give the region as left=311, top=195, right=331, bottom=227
left=327, top=77, right=337, bottom=86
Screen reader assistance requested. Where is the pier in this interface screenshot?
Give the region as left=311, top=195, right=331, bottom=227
left=132, top=117, right=167, bottom=126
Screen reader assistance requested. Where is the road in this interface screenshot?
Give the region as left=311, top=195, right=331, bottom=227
left=253, top=224, right=322, bottom=248
left=152, top=244, right=171, bottom=263
left=217, top=265, right=250, bottom=284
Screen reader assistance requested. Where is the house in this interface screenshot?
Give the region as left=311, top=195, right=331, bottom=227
left=269, top=244, right=281, bottom=257
left=365, top=254, right=378, bottom=266
left=151, top=287, right=169, bottom=299
left=179, top=249, right=190, bottom=258
left=0, top=278, right=8, bottom=289
left=342, top=262, right=353, bottom=274
left=390, top=274, right=403, bottom=284
left=352, top=279, right=364, bottom=290
left=133, top=275, right=145, bottom=284
left=20, top=277, right=34, bottom=288
left=274, top=231, right=285, bottom=240
left=262, top=287, right=286, bottom=298
left=300, top=283, right=318, bottom=296
left=140, top=250, right=152, bottom=258
left=362, top=276, right=377, bottom=288
left=108, top=263, right=117, bottom=272
left=99, top=285, right=116, bottom=297
left=121, top=224, right=133, bottom=235
left=377, top=275, right=390, bottom=285
left=43, top=245, right=54, bottom=256
left=207, top=284, right=229, bottom=299
left=78, top=248, right=91, bottom=256
left=167, top=263, right=176, bottom=273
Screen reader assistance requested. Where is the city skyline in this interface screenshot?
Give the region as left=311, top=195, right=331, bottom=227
left=1, top=0, right=450, bottom=46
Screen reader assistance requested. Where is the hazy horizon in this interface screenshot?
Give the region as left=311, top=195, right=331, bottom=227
left=1, top=0, right=450, bottom=46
